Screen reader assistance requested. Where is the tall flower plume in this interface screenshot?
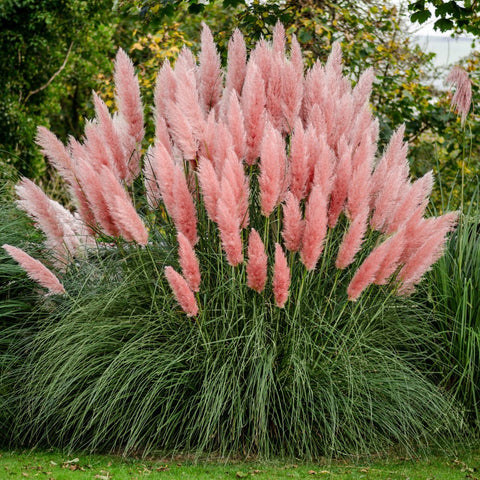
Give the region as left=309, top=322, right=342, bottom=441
left=246, top=229, right=268, bottom=293
left=3, top=245, right=65, bottom=295
left=446, top=65, right=472, bottom=126
left=165, top=266, right=198, bottom=317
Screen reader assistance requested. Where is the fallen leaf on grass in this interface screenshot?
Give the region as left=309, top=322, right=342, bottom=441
left=236, top=472, right=248, bottom=478
left=49, top=461, right=57, bottom=466
left=64, top=458, right=79, bottom=464
left=94, top=475, right=111, bottom=480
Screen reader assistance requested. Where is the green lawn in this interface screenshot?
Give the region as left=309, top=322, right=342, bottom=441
left=1, top=450, right=479, bottom=479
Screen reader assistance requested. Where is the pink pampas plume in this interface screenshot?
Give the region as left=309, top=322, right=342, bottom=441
left=197, top=156, right=220, bottom=222
left=259, top=122, right=286, bottom=216
left=282, top=192, right=304, bottom=252
left=114, top=48, right=144, bottom=145
left=308, top=129, right=334, bottom=199
left=398, top=212, right=458, bottom=294
left=225, top=91, right=247, bottom=161
left=273, top=243, right=290, bottom=308
left=150, top=143, right=176, bottom=214
left=346, top=141, right=374, bottom=220
left=217, top=178, right=243, bottom=266
left=225, top=28, right=247, bottom=97
left=246, top=228, right=268, bottom=293
left=154, top=60, right=177, bottom=121
left=281, top=57, right=303, bottom=132
left=174, top=49, right=206, bottom=141
left=272, top=21, right=286, bottom=55
left=222, top=149, right=250, bottom=228
left=370, top=125, right=408, bottom=201
left=75, top=158, right=120, bottom=237
left=165, top=266, right=198, bottom=317
left=347, top=231, right=402, bottom=301
left=385, top=171, right=434, bottom=234
left=172, top=163, right=198, bottom=245
left=165, top=101, right=198, bottom=161
left=198, top=23, right=223, bottom=113
left=300, top=185, right=328, bottom=271
left=241, top=61, right=266, bottom=165
left=15, top=178, right=83, bottom=262
left=177, top=232, right=201, bottom=292
left=328, top=137, right=352, bottom=228
left=288, top=119, right=308, bottom=199
left=101, top=166, right=148, bottom=245
left=352, top=68, right=375, bottom=110
left=374, top=228, right=406, bottom=285
left=335, top=206, right=369, bottom=269
left=35, top=127, right=75, bottom=184
left=446, top=65, right=472, bottom=126
left=3, top=244, right=65, bottom=294
left=93, top=93, right=128, bottom=180
left=83, top=120, right=113, bottom=170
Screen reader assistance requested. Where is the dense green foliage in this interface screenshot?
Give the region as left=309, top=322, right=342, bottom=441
left=11, top=234, right=462, bottom=457
left=409, top=0, right=480, bottom=36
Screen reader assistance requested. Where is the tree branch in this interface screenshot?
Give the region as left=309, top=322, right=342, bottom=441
left=23, top=42, right=74, bottom=104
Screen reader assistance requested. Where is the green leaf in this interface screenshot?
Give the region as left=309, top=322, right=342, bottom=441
left=434, top=18, right=454, bottom=31
left=410, top=10, right=432, bottom=24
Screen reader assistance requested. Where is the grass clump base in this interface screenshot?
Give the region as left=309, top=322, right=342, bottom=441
left=10, top=243, right=463, bottom=459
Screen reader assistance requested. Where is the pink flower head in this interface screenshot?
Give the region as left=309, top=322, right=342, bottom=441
left=93, top=92, right=128, bottom=181
left=216, top=178, right=244, bottom=266
left=246, top=228, right=268, bottom=293
left=3, top=244, right=65, bottom=294
left=288, top=119, right=308, bottom=199
left=172, top=163, right=198, bottom=245
left=177, top=232, right=201, bottom=292
left=398, top=211, right=458, bottom=295
left=335, top=206, right=369, bottom=270
left=259, top=122, right=286, bottom=216
left=446, top=65, right=472, bottom=126
left=165, top=266, right=198, bottom=317
left=114, top=48, right=144, bottom=145
left=36, top=127, right=74, bottom=184
left=282, top=191, right=304, bottom=252
left=300, top=185, right=328, bottom=270
left=154, top=60, right=177, bottom=120
left=241, top=61, right=266, bottom=165
left=225, top=28, right=247, bottom=97
left=100, top=166, right=149, bottom=245
left=273, top=243, right=290, bottom=308
left=197, top=155, right=221, bottom=222
left=198, top=23, right=223, bottom=113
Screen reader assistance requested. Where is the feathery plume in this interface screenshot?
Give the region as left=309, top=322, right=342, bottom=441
left=198, top=23, right=223, bottom=113
left=446, top=65, right=472, bottom=125
left=259, top=122, right=286, bottom=216
left=328, top=137, right=352, bottom=228
left=246, top=228, right=268, bottom=293
left=217, top=178, right=243, bottom=266
left=282, top=192, right=304, bottom=252
left=335, top=206, right=369, bottom=269
left=101, top=166, right=148, bottom=245
left=398, top=212, right=458, bottom=294
left=273, top=243, right=290, bottom=308
left=197, top=156, right=221, bottom=222
left=3, top=244, right=65, bottom=294
left=93, top=92, right=128, bottom=180
left=301, top=185, right=328, bottom=270
left=172, top=163, right=198, bottom=245
left=114, top=48, right=144, bottom=145
left=35, top=127, right=74, bottom=184
left=225, top=28, right=247, bottom=97
left=347, top=232, right=399, bottom=301
left=177, top=232, right=201, bottom=292
left=164, top=266, right=198, bottom=317
left=241, top=61, right=266, bottom=164
left=154, top=60, right=177, bottom=120
left=225, top=91, right=247, bottom=161
left=288, top=119, right=308, bottom=199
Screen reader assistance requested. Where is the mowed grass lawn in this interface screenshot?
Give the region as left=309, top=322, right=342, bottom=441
left=1, top=449, right=480, bottom=480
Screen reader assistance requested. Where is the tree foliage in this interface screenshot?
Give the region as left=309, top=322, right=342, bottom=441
left=409, top=0, right=480, bottom=37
